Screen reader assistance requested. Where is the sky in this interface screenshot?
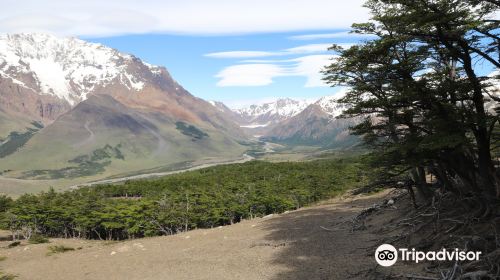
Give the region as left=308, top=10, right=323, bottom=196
left=0, top=0, right=372, bottom=108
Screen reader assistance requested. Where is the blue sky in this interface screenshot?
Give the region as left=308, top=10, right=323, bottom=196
left=3, top=1, right=497, bottom=108
left=87, top=31, right=367, bottom=108
left=1, top=0, right=371, bottom=108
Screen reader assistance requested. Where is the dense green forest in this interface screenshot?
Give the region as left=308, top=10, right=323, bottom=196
left=0, top=158, right=369, bottom=240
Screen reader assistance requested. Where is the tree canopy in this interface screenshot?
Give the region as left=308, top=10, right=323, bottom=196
left=324, top=0, right=500, bottom=200
left=0, top=158, right=369, bottom=240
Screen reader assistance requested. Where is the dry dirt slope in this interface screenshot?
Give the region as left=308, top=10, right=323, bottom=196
left=0, top=191, right=401, bottom=280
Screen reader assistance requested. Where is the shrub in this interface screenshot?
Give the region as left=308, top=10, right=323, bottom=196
left=7, top=242, right=20, bottom=248
left=28, top=235, right=49, bottom=244
left=0, top=272, right=17, bottom=280
left=47, top=245, right=74, bottom=255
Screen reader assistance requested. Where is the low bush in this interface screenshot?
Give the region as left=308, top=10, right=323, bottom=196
left=47, top=245, right=74, bottom=255
left=0, top=272, right=17, bottom=280
left=28, top=235, right=49, bottom=244
left=7, top=242, right=20, bottom=248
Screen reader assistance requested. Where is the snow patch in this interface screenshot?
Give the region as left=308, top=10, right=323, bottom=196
left=1, top=73, right=35, bottom=91
left=208, top=100, right=226, bottom=112
left=27, top=57, right=74, bottom=104
left=314, top=95, right=345, bottom=117
left=123, top=72, right=145, bottom=91
left=239, top=123, right=270, bottom=128
left=236, top=98, right=311, bottom=119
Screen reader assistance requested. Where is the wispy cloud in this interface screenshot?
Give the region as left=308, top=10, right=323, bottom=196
left=205, top=51, right=278, bottom=59
left=215, top=64, right=286, bottom=87
left=214, top=54, right=336, bottom=87
left=205, top=43, right=350, bottom=59
left=285, top=44, right=334, bottom=54
left=0, top=0, right=369, bottom=37
left=285, top=43, right=354, bottom=53
left=289, top=31, right=375, bottom=40
left=290, top=55, right=334, bottom=87
left=208, top=43, right=346, bottom=88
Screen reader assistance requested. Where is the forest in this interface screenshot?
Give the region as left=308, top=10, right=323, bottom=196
left=0, top=158, right=369, bottom=240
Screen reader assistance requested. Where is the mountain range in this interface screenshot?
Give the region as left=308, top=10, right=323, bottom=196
left=0, top=33, right=247, bottom=180
left=0, top=33, right=358, bottom=181
left=210, top=96, right=360, bottom=148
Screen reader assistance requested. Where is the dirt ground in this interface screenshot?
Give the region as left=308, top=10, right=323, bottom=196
left=0, top=190, right=423, bottom=280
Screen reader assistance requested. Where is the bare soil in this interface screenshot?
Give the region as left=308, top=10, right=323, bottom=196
left=0, top=190, right=424, bottom=280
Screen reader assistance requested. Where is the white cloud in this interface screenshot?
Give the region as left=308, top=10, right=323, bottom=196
left=205, top=51, right=279, bottom=59
left=215, top=64, right=286, bottom=87
left=285, top=44, right=333, bottom=54
left=289, top=31, right=375, bottom=40
left=285, top=43, right=354, bottom=54
left=0, top=0, right=369, bottom=37
left=205, top=43, right=354, bottom=59
left=290, top=55, right=335, bottom=87
left=214, top=54, right=337, bottom=87
left=207, top=43, right=351, bottom=88
left=204, top=45, right=328, bottom=59
left=240, top=59, right=293, bottom=63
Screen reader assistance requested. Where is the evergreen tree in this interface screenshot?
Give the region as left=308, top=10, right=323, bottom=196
left=324, top=0, right=500, bottom=199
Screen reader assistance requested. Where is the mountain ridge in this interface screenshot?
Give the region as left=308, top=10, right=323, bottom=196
left=208, top=95, right=360, bottom=148
left=234, top=97, right=311, bottom=127
left=0, top=33, right=164, bottom=105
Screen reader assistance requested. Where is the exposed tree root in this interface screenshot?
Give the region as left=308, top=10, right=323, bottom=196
left=353, top=186, right=500, bottom=280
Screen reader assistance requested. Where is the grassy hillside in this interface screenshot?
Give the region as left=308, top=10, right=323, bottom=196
left=0, top=156, right=371, bottom=240
left=0, top=110, right=36, bottom=140
left=0, top=122, right=43, bottom=159
left=0, top=95, right=246, bottom=180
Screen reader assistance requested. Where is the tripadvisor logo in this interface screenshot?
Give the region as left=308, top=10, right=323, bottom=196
left=375, top=244, right=398, bottom=267
left=375, top=244, right=481, bottom=267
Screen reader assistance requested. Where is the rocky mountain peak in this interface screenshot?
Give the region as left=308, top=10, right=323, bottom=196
left=314, top=95, right=346, bottom=118
left=234, top=98, right=311, bottom=125
left=0, top=33, right=163, bottom=105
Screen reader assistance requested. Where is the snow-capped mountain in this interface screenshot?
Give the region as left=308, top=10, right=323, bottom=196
left=261, top=103, right=360, bottom=148
left=234, top=98, right=312, bottom=127
left=237, top=98, right=310, bottom=119
left=207, top=95, right=358, bottom=147
left=313, top=95, right=346, bottom=118
left=208, top=100, right=246, bottom=124
left=261, top=97, right=359, bottom=148
left=0, top=33, right=162, bottom=106
left=218, top=96, right=346, bottom=128
left=0, top=33, right=246, bottom=180
left=485, top=71, right=500, bottom=114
